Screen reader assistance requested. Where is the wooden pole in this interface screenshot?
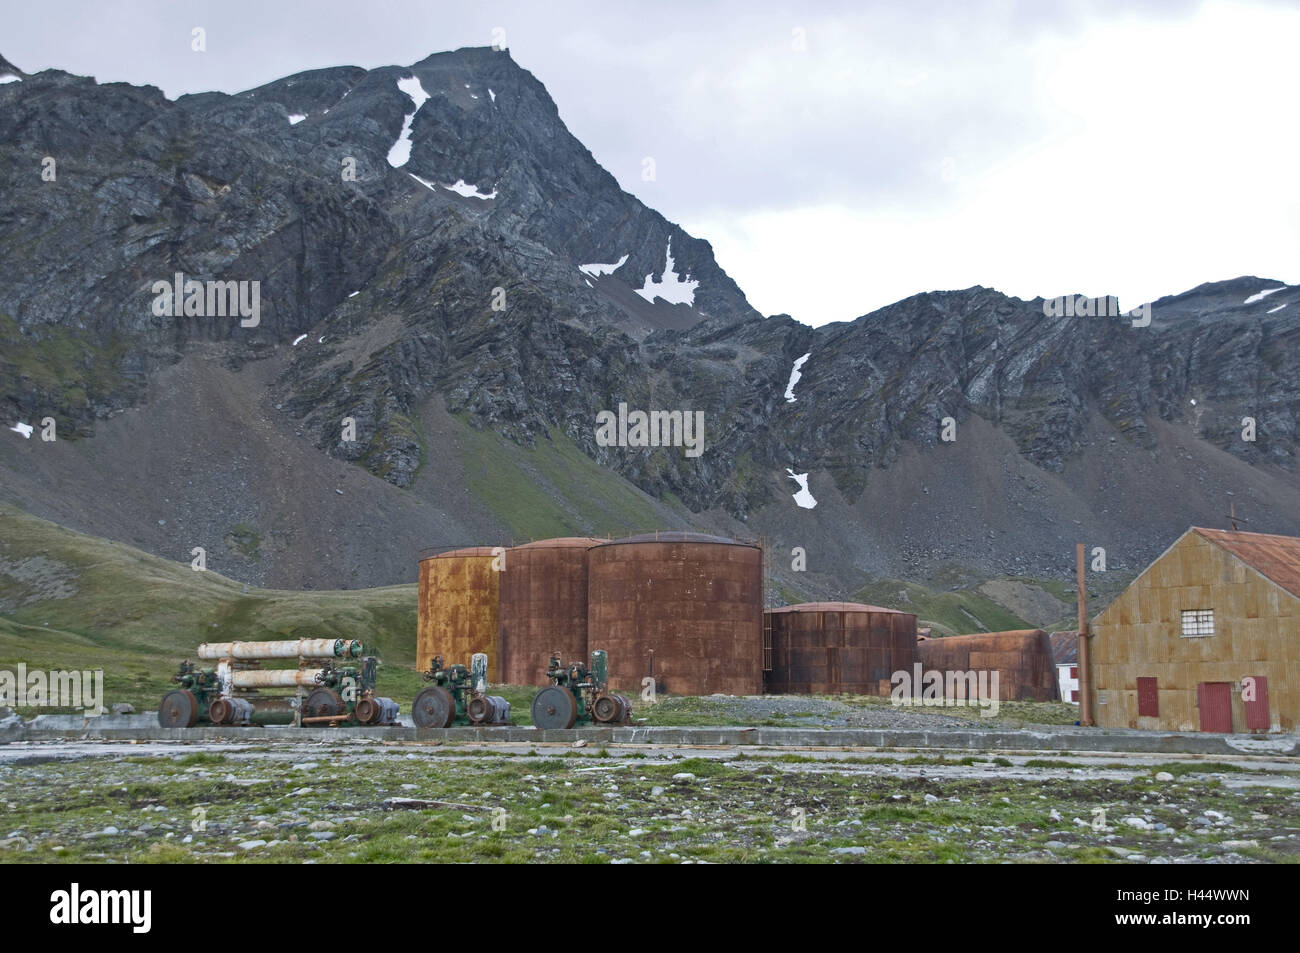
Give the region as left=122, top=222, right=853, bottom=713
left=1076, top=543, right=1093, bottom=726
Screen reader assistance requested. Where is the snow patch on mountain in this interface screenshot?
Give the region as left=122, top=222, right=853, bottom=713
left=0, top=74, right=21, bottom=85
left=634, top=239, right=698, bottom=306
left=579, top=254, right=629, bottom=278
left=387, top=75, right=431, bottom=168
left=288, top=113, right=307, bottom=125
left=1244, top=286, right=1286, bottom=305
left=785, top=469, right=817, bottom=509
left=784, top=353, right=811, bottom=402
left=9, top=422, right=33, bottom=438
left=443, top=179, right=497, bottom=200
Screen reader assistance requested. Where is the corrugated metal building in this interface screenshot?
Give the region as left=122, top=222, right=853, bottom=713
left=764, top=602, right=918, bottom=695
left=1050, top=630, right=1080, bottom=704
left=917, top=629, right=1059, bottom=701
left=1089, top=527, right=1300, bottom=732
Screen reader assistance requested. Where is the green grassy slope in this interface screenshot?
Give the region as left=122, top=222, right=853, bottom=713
left=0, top=504, right=419, bottom=714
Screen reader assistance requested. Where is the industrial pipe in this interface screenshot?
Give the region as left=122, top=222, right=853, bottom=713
left=196, top=639, right=362, bottom=661
left=1076, top=543, right=1094, bottom=727
left=230, top=669, right=327, bottom=689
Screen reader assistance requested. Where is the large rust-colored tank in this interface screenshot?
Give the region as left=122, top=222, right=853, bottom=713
left=498, top=537, right=607, bottom=686
left=765, top=602, right=919, bottom=695
left=587, top=532, right=763, bottom=696
left=917, top=629, right=1059, bottom=701
left=417, top=546, right=502, bottom=680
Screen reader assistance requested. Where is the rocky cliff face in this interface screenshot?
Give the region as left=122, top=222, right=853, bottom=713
left=1, top=47, right=1298, bottom=591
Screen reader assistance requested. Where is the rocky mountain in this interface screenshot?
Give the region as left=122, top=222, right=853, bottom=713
left=2, top=47, right=1299, bottom=604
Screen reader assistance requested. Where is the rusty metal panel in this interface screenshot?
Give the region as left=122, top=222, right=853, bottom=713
left=1194, top=527, right=1300, bottom=602
left=417, top=546, right=502, bottom=680
left=1198, top=681, right=1233, bottom=732
left=917, top=629, right=1059, bottom=701
left=1245, top=674, right=1270, bottom=731
left=498, top=537, right=606, bottom=685
left=1136, top=676, right=1159, bottom=717
left=763, top=602, right=920, bottom=695
left=587, top=533, right=763, bottom=696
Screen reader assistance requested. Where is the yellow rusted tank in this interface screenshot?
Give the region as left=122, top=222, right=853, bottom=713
left=417, top=546, right=502, bottom=680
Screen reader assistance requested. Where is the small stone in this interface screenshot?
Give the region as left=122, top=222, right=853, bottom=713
left=292, top=763, right=319, bottom=771
left=238, top=839, right=267, bottom=850
left=830, top=846, right=867, bottom=855
left=1045, top=841, right=1067, bottom=849
left=1123, top=817, right=1149, bottom=830
left=672, top=773, right=696, bottom=782
left=572, top=740, right=587, bottom=748
left=308, top=831, right=336, bottom=841
left=651, top=786, right=665, bottom=796
left=111, top=703, right=135, bottom=715
left=924, top=794, right=939, bottom=803
left=1155, top=772, right=1174, bottom=782
left=308, top=820, right=334, bottom=831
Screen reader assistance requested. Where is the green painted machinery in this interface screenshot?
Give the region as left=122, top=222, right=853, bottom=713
left=412, top=652, right=511, bottom=727
left=531, top=649, right=632, bottom=729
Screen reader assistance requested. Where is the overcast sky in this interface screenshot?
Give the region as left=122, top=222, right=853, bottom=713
left=6, top=0, right=1298, bottom=326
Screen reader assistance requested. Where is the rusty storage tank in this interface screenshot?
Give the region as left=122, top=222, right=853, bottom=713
left=916, top=629, right=1059, bottom=701
left=498, top=537, right=607, bottom=686
left=587, top=532, right=763, bottom=696
left=765, top=602, right=919, bottom=695
left=417, top=546, right=502, bottom=681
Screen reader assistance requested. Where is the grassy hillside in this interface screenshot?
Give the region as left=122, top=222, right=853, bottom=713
left=457, top=422, right=683, bottom=541
left=853, top=577, right=1036, bottom=636
left=0, top=504, right=419, bottom=714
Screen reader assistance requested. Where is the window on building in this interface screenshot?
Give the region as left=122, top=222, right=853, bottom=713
left=1181, top=609, right=1214, bottom=637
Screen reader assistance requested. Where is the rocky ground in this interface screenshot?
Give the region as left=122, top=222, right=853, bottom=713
left=0, top=742, right=1295, bottom=864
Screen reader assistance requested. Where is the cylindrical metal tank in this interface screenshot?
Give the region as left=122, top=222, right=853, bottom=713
left=916, top=629, right=1060, bottom=701
left=417, top=546, right=502, bottom=680
left=498, top=537, right=607, bottom=686
left=197, top=639, right=362, bottom=660
left=765, top=602, right=919, bottom=695
left=586, top=532, right=763, bottom=696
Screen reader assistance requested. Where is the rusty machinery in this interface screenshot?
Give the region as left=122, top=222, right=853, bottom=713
left=530, top=649, right=632, bottom=729
left=158, top=638, right=398, bottom=727
left=412, top=652, right=512, bottom=728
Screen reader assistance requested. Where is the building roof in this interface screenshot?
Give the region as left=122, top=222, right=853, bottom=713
left=766, top=601, right=909, bottom=614
left=1193, top=527, right=1300, bottom=601
left=1049, top=630, right=1079, bottom=665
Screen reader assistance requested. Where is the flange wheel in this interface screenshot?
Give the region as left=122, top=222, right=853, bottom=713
left=412, top=685, right=455, bottom=728
left=531, top=686, right=578, bottom=729
left=304, top=687, right=344, bottom=719
left=158, top=689, right=198, bottom=728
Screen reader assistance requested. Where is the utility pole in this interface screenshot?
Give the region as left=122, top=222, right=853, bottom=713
left=1076, top=543, right=1093, bottom=726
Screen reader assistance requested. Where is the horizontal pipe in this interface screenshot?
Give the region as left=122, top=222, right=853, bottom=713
left=230, top=669, right=326, bottom=689
left=300, top=713, right=352, bottom=724
left=197, top=639, right=361, bottom=661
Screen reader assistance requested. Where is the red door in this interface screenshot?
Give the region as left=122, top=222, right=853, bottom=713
left=1244, top=676, right=1270, bottom=732
left=1197, top=682, right=1233, bottom=733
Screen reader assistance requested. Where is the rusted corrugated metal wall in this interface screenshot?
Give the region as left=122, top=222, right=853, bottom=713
left=765, top=602, right=919, bottom=695
left=417, top=547, right=501, bottom=680
left=916, top=629, right=1059, bottom=701
left=587, top=532, right=763, bottom=696
left=498, top=537, right=606, bottom=686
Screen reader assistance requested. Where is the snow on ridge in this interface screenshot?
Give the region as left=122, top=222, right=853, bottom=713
left=784, top=352, right=811, bottom=402
left=0, top=74, right=21, bottom=85
left=1244, top=286, right=1286, bottom=305
left=489, top=88, right=496, bottom=103
left=408, top=172, right=439, bottom=191
left=292, top=334, right=308, bottom=346
left=785, top=469, right=817, bottom=509
left=9, top=422, right=33, bottom=438
left=579, top=254, right=629, bottom=278
left=443, top=179, right=497, bottom=200
left=288, top=113, right=307, bottom=125
left=387, top=75, right=431, bottom=168
left=634, top=239, right=699, bottom=306
left=1268, top=303, right=1288, bottom=314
